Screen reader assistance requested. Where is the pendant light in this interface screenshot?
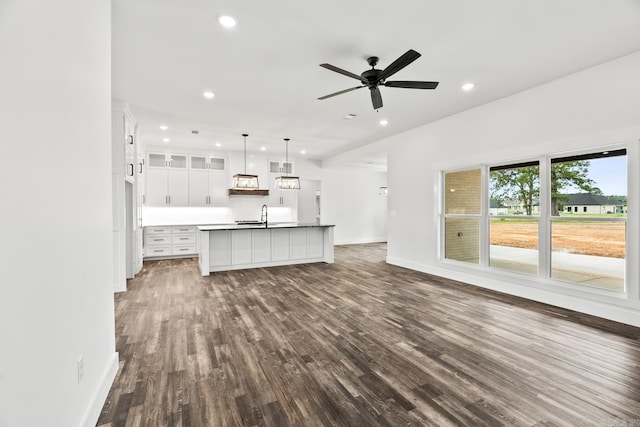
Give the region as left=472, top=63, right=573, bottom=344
left=275, top=138, right=300, bottom=190
left=232, top=133, right=260, bottom=190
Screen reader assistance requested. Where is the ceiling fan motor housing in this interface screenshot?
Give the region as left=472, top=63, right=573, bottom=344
left=361, top=68, right=383, bottom=86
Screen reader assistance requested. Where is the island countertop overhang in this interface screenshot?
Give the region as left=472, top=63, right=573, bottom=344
left=197, top=223, right=335, bottom=231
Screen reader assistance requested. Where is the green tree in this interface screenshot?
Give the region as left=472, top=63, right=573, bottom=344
left=550, top=161, right=598, bottom=215
left=490, top=161, right=597, bottom=216
left=490, top=166, right=539, bottom=215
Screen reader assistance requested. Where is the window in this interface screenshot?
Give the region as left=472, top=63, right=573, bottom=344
left=549, top=149, right=626, bottom=291
left=489, top=162, right=540, bottom=276
left=441, top=147, right=627, bottom=292
left=443, top=169, right=481, bottom=264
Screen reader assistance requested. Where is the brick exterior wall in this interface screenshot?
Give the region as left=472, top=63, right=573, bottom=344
left=445, top=169, right=481, bottom=214
left=444, top=169, right=481, bottom=263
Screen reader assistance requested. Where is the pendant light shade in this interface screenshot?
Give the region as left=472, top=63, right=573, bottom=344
left=275, top=138, right=300, bottom=190
left=232, top=133, right=260, bottom=190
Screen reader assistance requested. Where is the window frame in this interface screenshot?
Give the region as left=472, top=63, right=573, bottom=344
left=440, top=167, right=485, bottom=265
left=440, top=144, right=628, bottom=293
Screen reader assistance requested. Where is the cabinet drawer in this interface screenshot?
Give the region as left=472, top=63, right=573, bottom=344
left=172, top=226, right=196, bottom=233
left=146, top=226, right=172, bottom=235
left=171, top=233, right=196, bottom=244
left=172, top=244, right=197, bottom=255
left=145, top=246, right=171, bottom=256
left=147, top=234, right=171, bottom=245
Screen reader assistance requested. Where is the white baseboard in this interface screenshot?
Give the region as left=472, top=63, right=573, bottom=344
left=386, top=256, right=640, bottom=328
left=80, top=352, right=119, bottom=427
left=114, top=281, right=126, bottom=293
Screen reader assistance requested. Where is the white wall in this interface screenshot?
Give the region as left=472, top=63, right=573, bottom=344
left=384, top=51, right=640, bottom=326
left=321, top=168, right=388, bottom=244
left=0, top=1, right=117, bottom=426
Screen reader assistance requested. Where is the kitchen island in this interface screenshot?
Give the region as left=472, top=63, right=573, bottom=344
left=197, top=223, right=334, bottom=275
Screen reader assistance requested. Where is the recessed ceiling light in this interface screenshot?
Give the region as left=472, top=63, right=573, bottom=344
left=215, top=142, right=221, bottom=147
left=260, top=146, right=266, bottom=151
left=300, top=150, right=307, bottom=155
left=462, top=83, right=475, bottom=91
left=203, top=91, right=215, bottom=99
left=344, top=113, right=357, bottom=120
left=159, top=125, right=168, bottom=131
left=162, top=138, right=170, bottom=143
left=379, top=119, right=388, bottom=126
left=218, top=15, right=237, bottom=28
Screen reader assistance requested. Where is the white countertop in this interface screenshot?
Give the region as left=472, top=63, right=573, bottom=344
left=197, top=222, right=334, bottom=231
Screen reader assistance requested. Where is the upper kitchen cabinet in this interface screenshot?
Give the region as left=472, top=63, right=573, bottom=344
left=147, top=152, right=188, bottom=169
left=124, top=119, right=136, bottom=183
left=145, top=152, right=189, bottom=206
left=190, top=155, right=225, bottom=171
left=189, top=154, right=228, bottom=206
left=269, top=160, right=293, bottom=175
left=268, top=159, right=297, bottom=208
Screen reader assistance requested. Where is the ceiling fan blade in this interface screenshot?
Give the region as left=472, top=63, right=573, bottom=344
left=384, top=80, right=439, bottom=89
left=370, top=87, right=383, bottom=110
left=320, top=63, right=365, bottom=82
left=318, top=85, right=365, bottom=100
left=379, top=49, right=421, bottom=81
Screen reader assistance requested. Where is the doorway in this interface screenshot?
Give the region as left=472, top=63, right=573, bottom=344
left=298, top=179, right=321, bottom=224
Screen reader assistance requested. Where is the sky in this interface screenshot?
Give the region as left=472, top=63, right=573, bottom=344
left=564, top=156, right=627, bottom=196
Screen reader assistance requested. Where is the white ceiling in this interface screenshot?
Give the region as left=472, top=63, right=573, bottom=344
left=112, top=0, right=640, bottom=167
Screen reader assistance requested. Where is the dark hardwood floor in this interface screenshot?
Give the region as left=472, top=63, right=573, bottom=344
left=97, top=243, right=640, bottom=426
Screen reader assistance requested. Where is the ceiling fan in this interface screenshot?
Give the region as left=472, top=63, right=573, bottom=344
left=318, top=49, right=439, bottom=110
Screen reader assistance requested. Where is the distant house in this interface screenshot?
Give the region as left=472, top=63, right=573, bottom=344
left=489, top=199, right=509, bottom=215
left=559, top=193, right=625, bottom=214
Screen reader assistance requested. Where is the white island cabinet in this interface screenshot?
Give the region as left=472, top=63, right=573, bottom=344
left=197, top=224, right=334, bottom=275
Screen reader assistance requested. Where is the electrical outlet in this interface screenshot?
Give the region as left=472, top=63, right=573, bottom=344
left=77, top=356, right=84, bottom=384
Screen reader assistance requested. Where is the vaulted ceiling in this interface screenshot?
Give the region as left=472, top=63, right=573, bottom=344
left=112, top=0, right=640, bottom=167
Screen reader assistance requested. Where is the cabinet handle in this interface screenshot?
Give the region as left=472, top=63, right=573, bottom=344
left=153, top=238, right=163, bottom=241
left=138, top=163, right=143, bottom=173
left=127, top=135, right=134, bottom=144
left=153, top=250, right=163, bottom=253
left=128, top=163, right=134, bottom=176
left=168, top=195, right=171, bottom=204
left=179, top=248, right=189, bottom=251
left=179, top=237, right=189, bottom=240
left=142, top=195, right=145, bottom=204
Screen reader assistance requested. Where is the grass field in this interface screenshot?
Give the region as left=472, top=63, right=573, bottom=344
left=490, top=219, right=625, bottom=259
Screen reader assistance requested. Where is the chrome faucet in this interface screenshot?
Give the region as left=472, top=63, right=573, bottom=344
left=260, top=204, right=268, bottom=227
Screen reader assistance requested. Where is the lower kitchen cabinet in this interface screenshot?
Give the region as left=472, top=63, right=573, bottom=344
left=144, top=225, right=198, bottom=259
left=198, top=225, right=334, bottom=275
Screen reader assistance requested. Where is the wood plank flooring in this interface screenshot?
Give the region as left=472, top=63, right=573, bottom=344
left=97, top=243, right=640, bottom=426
